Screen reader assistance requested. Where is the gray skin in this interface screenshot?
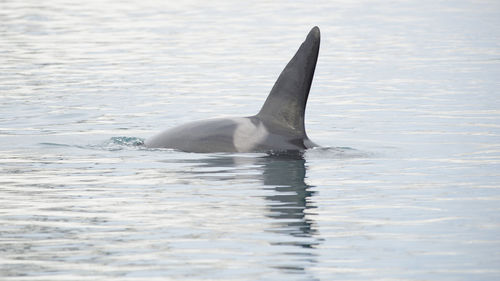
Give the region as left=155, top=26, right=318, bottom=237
left=145, top=26, right=321, bottom=153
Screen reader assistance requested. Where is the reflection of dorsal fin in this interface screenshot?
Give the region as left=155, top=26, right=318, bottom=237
left=257, top=26, right=320, bottom=137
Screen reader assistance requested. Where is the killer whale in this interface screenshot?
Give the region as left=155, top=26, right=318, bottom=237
left=145, top=26, right=321, bottom=153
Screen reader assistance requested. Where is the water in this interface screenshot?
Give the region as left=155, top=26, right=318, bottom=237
left=1, top=0, right=500, bottom=280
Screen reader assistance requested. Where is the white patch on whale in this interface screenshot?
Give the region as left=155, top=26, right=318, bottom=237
left=233, top=118, right=269, bottom=152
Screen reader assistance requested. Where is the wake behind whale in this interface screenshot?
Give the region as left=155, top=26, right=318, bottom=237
left=146, top=26, right=322, bottom=153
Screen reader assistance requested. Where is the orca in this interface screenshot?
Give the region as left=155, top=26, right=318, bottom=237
left=145, top=26, right=321, bottom=153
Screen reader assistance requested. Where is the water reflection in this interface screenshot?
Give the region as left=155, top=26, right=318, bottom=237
left=173, top=152, right=319, bottom=274
left=262, top=154, right=318, bottom=245
left=260, top=153, right=319, bottom=276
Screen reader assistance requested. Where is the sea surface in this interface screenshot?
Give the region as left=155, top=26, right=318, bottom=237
left=1, top=0, right=500, bottom=280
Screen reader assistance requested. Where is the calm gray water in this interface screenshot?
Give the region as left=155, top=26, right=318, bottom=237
left=1, top=0, right=500, bottom=280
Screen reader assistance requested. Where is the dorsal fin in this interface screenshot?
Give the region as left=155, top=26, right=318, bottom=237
left=257, top=26, right=320, bottom=137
